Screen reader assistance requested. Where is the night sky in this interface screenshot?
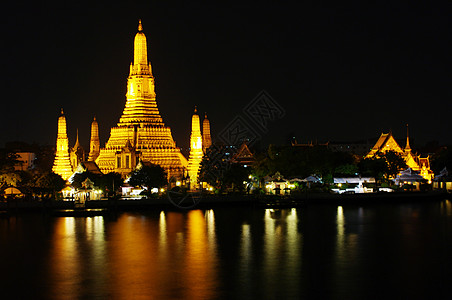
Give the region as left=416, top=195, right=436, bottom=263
left=2, top=2, right=451, bottom=152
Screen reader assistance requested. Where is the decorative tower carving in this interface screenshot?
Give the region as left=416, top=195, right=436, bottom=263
left=70, top=129, right=85, bottom=169
left=187, top=107, right=203, bottom=189
left=95, top=20, right=187, bottom=177
left=88, top=117, right=100, bottom=161
left=202, top=112, right=212, bottom=153
left=52, top=109, right=73, bottom=180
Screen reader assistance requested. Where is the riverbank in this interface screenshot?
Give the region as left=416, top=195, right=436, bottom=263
left=0, top=190, right=449, bottom=214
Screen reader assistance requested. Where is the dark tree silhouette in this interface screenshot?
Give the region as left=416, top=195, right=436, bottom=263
left=129, top=164, right=167, bottom=190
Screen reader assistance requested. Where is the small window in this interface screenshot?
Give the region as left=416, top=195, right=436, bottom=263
left=117, top=157, right=121, bottom=168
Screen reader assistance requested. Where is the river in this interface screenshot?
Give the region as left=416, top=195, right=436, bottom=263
left=0, top=199, right=451, bottom=299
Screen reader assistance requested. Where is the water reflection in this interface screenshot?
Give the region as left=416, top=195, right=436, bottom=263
left=50, top=217, right=107, bottom=299
left=261, top=208, right=302, bottom=298
left=441, top=199, right=451, bottom=216
left=2, top=202, right=448, bottom=299
left=107, top=210, right=219, bottom=299
left=185, top=210, right=219, bottom=299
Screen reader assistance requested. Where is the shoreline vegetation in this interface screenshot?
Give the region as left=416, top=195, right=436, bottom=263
left=0, top=190, right=449, bottom=214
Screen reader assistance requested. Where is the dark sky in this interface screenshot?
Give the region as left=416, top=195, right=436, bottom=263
left=2, top=2, right=451, bottom=152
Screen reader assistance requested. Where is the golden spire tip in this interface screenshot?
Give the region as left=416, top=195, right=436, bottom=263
left=138, top=19, right=143, bottom=31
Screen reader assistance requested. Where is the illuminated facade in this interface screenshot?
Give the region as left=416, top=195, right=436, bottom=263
left=88, top=117, right=100, bottom=161
left=202, top=113, right=212, bottom=153
left=366, top=130, right=434, bottom=181
left=52, top=109, right=73, bottom=180
left=95, top=20, right=187, bottom=178
left=187, top=107, right=203, bottom=189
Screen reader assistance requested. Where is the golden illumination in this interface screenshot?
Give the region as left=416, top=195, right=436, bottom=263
left=95, top=20, right=187, bottom=177
left=187, top=107, right=203, bottom=189
left=202, top=112, right=212, bottom=153
left=88, top=116, right=100, bottom=161
left=52, top=109, right=73, bottom=180
left=366, top=131, right=434, bottom=181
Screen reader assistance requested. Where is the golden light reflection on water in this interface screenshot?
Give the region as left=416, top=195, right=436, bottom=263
left=337, top=206, right=345, bottom=248
left=108, top=213, right=161, bottom=299
left=50, top=217, right=107, bottom=299
left=261, top=208, right=301, bottom=298
left=441, top=199, right=452, bottom=216
left=50, top=218, right=81, bottom=298
left=184, top=210, right=219, bottom=300
left=106, top=210, right=219, bottom=299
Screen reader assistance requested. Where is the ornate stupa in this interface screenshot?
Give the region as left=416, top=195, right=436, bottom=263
left=52, top=109, right=73, bottom=180
left=187, top=107, right=203, bottom=189
left=95, top=20, right=187, bottom=177
left=88, top=117, right=100, bottom=161
left=202, top=112, right=212, bottom=153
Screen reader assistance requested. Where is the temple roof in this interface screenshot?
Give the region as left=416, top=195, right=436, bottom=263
left=78, top=161, right=102, bottom=175
left=368, top=132, right=404, bottom=155
left=231, top=141, right=255, bottom=165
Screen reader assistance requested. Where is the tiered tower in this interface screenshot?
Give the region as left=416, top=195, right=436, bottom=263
left=95, top=20, right=187, bottom=177
left=52, top=109, right=73, bottom=180
left=202, top=112, right=212, bottom=153
left=88, top=117, right=100, bottom=161
left=187, top=107, right=203, bottom=189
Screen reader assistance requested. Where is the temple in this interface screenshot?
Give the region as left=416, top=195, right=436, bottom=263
left=366, top=128, right=434, bottom=181
left=202, top=113, right=212, bottom=153
left=52, top=109, right=73, bottom=180
left=95, top=20, right=187, bottom=178
left=187, top=107, right=203, bottom=189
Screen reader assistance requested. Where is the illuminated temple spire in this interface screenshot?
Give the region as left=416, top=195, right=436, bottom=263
left=119, top=19, right=160, bottom=125
left=52, top=109, right=73, bottom=180
left=202, top=112, right=212, bottom=153
left=95, top=20, right=187, bottom=177
left=88, top=117, right=100, bottom=161
left=188, top=107, right=203, bottom=189
left=405, top=124, right=412, bottom=153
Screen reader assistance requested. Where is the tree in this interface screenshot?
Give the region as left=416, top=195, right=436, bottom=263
left=71, top=172, right=101, bottom=190
left=0, top=150, right=19, bottom=173
left=198, top=145, right=251, bottom=192
left=251, top=144, right=356, bottom=183
left=334, top=164, right=359, bottom=177
left=358, top=156, right=387, bottom=185
left=35, top=172, right=66, bottom=199
left=129, top=164, right=167, bottom=190
left=223, top=163, right=250, bottom=192
left=431, top=146, right=452, bottom=173
left=380, top=150, right=407, bottom=179
left=98, top=172, right=124, bottom=196
left=198, top=144, right=232, bottom=190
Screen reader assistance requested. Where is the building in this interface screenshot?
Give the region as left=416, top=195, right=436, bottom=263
left=52, top=109, right=73, bottom=180
left=14, top=152, right=36, bottom=171
left=94, top=20, right=187, bottom=178
left=88, top=117, right=100, bottom=161
left=366, top=129, right=434, bottom=182
left=231, top=141, right=255, bottom=167
left=202, top=113, right=212, bottom=153
left=187, top=107, right=203, bottom=189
